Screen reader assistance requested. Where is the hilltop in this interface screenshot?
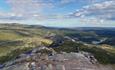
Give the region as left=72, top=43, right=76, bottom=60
left=0, top=23, right=115, bottom=70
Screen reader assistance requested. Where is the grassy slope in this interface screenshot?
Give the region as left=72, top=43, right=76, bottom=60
left=0, top=24, right=53, bottom=63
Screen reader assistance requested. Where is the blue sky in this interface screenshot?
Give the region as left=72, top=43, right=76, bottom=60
left=0, top=0, right=10, bottom=12
left=0, top=0, right=115, bottom=27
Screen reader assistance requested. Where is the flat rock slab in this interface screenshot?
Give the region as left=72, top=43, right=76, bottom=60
left=2, top=52, right=115, bottom=70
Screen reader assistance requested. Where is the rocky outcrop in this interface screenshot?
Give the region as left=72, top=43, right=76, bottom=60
left=1, top=51, right=115, bottom=70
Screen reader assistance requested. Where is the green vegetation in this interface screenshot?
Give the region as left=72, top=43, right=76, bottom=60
left=0, top=37, right=52, bottom=64
left=54, top=41, right=115, bottom=64
left=0, top=24, right=53, bottom=64
left=54, top=41, right=77, bottom=53
left=0, top=31, right=23, bottom=40
left=0, top=47, right=32, bottom=64
left=39, top=49, right=52, bottom=54
left=0, top=23, right=115, bottom=65
left=80, top=45, right=115, bottom=64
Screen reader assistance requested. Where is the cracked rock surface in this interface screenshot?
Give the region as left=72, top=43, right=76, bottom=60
left=2, top=52, right=115, bottom=70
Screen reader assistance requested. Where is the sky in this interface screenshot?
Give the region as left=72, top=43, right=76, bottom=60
left=0, top=0, right=115, bottom=27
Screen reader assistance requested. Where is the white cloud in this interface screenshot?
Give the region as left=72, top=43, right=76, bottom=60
left=0, top=0, right=114, bottom=22
left=0, top=0, right=53, bottom=20
left=7, top=0, right=54, bottom=14
left=60, top=0, right=104, bottom=5
left=3, top=0, right=68, bottom=20
left=73, top=0, right=115, bottom=20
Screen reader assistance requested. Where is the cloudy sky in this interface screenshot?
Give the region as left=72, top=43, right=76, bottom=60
left=0, top=0, right=115, bottom=27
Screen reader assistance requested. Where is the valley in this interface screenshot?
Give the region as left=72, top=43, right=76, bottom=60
left=0, top=23, right=115, bottom=70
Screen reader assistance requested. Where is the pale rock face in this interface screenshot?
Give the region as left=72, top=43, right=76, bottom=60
left=2, top=52, right=115, bottom=70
